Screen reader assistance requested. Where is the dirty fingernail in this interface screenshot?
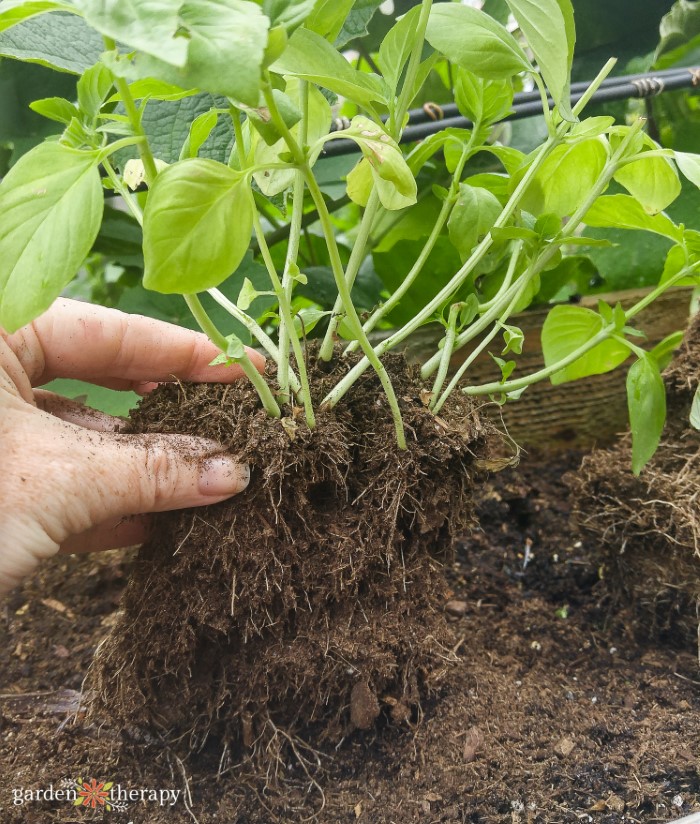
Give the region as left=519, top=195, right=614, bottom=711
left=199, top=456, right=250, bottom=497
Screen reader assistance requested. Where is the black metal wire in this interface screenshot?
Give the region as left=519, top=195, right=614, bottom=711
left=321, top=66, right=700, bottom=158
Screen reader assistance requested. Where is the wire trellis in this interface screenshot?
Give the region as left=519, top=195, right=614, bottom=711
left=321, top=66, right=700, bottom=157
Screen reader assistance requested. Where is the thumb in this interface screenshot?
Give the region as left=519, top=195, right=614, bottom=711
left=71, top=430, right=250, bottom=525
left=0, top=420, right=249, bottom=592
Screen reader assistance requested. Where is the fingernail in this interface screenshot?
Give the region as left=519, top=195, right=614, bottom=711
left=199, top=456, right=250, bottom=497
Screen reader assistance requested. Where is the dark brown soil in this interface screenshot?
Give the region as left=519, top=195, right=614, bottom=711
left=569, top=314, right=700, bottom=645
left=1, top=451, right=698, bottom=823
left=86, top=351, right=495, bottom=766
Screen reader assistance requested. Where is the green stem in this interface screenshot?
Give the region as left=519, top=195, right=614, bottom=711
left=306, top=167, right=407, bottom=448
left=278, top=81, right=309, bottom=401
left=103, top=37, right=159, bottom=186
left=462, top=263, right=699, bottom=398
left=321, top=132, right=563, bottom=410
left=321, top=0, right=432, bottom=360
left=184, top=294, right=281, bottom=418
left=420, top=117, right=648, bottom=379
left=232, top=107, right=315, bottom=426
left=432, top=243, right=526, bottom=414
left=464, top=327, right=613, bottom=397
left=102, top=158, right=143, bottom=227
left=345, top=141, right=474, bottom=354
left=262, top=83, right=406, bottom=447
left=318, top=190, right=381, bottom=360
left=253, top=211, right=316, bottom=427
left=430, top=303, right=459, bottom=406
left=532, top=72, right=555, bottom=135
left=206, top=287, right=301, bottom=394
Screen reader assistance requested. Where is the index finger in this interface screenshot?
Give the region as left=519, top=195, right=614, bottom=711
left=8, top=298, right=265, bottom=388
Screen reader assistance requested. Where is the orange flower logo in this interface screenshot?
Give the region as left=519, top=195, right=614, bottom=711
left=73, top=778, right=114, bottom=810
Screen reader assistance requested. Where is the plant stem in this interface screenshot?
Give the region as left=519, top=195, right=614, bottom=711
left=184, top=294, right=281, bottom=419
left=420, top=117, right=648, bottom=380
left=318, top=190, right=380, bottom=360
left=207, top=287, right=301, bottom=394
left=306, top=168, right=407, bottom=448
left=320, top=0, right=433, bottom=360
left=430, top=303, right=459, bottom=405
left=278, top=81, right=309, bottom=401
left=232, top=107, right=315, bottom=427
left=462, top=263, right=699, bottom=398
left=262, top=82, right=407, bottom=448
left=321, top=132, right=563, bottom=410
left=432, top=243, right=526, bottom=414
left=103, top=38, right=159, bottom=186
left=345, top=140, right=474, bottom=354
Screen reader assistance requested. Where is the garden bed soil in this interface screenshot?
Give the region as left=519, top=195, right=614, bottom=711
left=1, top=450, right=699, bottom=823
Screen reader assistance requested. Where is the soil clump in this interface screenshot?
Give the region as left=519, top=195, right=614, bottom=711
left=568, top=315, right=700, bottom=646
left=86, top=350, right=496, bottom=764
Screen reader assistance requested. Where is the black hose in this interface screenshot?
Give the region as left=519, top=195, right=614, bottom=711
left=321, top=67, right=700, bottom=157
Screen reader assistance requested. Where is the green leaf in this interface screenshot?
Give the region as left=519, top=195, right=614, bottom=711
left=690, top=383, right=700, bottom=431
left=674, top=151, right=700, bottom=189
left=237, top=276, right=260, bottom=311
left=42, top=378, right=138, bottom=416
left=541, top=304, right=630, bottom=386
left=0, top=0, right=73, bottom=33
left=210, top=331, right=246, bottom=364
left=335, top=0, right=383, bottom=49
left=448, top=183, right=503, bottom=262
left=72, top=0, right=190, bottom=66
left=271, top=27, right=389, bottom=107
left=655, top=0, right=700, bottom=68
left=567, top=116, right=615, bottom=140
left=491, top=354, right=516, bottom=382
left=519, top=138, right=608, bottom=218
left=253, top=79, right=330, bottom=196
left=650, top=330, right=684, bottom=371
left=613, top=141, right=682, bottom=214
left=501, top=323, right=524, bottom=355
left=0, top=142, right=102, bottom=332
left=262, top=0, right=315, bottom=32
left=29, top=96, right=79, bottom=124
left=77, top=62, right=114, bottom=120
left=583, top=193, right=683, bottom=242
left=293, top=307, right=331, bottom=336
left=142, top=158, right=254, bottom=293
left=245, top=88, right=301, bottom=147
left=627, top=355, right=666, bottom=475
left=340, top=116, right=417, bottom=211
left=504, top=0, right=575, bottom=118
left=659, top=244, right=700, bottom=287
left=377, top=5, right=420, bottom=95
left=134, top=0, right=269, bottom=107
left=0, top=12, right=104, bottom=73
left=454, top=68, right=514, bottom=127
left=181, top=109, right=219, bottom=159
left=305, top=0, right=354, bottom=42
left=425, top=4, right=530, bottom=80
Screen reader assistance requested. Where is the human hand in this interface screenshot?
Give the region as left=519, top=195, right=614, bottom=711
left=0, top=298, right=263, bottom=594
